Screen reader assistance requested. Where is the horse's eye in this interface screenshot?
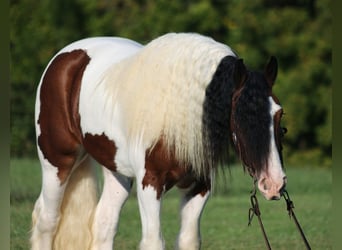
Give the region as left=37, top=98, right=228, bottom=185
left=281, top=127, right=287, bottom=136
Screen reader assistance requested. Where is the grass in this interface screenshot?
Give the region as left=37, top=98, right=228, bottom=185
left=11, top=158, right=331, bottom=249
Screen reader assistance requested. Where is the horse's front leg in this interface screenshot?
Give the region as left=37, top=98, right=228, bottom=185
left=136, top=171, right=164, bottom=250
left=177, top=179, right=211, bottom=250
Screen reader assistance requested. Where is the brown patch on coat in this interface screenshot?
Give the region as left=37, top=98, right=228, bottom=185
left=83, top=133, right=117, bottom=171
left=271, top=93, right=281, bottom=105
left=37, top=49, right=90, bottom=183
left=143, top=140, right=211, bottom=199
left=273, top=109, right=284, bottom=155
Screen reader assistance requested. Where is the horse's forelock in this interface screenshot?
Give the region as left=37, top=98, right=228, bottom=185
left=231, top=72, right=272, bottom=175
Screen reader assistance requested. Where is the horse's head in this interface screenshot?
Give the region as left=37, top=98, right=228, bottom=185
left=230, top=56, right=287, bottom=200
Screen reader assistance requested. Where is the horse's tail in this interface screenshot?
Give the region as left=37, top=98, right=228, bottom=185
left=53, top=156, right=98, bottom=250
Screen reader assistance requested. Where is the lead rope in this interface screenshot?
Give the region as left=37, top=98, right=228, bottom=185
left=282, top=190, right=311, bottom=250
left=248, top=181, right=311, bottom=250
left=248, top=180, right=272, bottom=250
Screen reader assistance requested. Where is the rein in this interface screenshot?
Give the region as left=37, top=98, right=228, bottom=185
left=248, top=181, right=272, bottom=250
left=282, top=190, right=311, bottom=249
left=248, top=181, right=311, bottom=250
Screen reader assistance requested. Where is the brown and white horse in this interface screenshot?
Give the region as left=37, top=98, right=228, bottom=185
left=31, top=33, right=287, bottom=250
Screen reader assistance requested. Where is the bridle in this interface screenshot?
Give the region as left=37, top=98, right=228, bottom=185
left=248, top=179, right=311, bottom=250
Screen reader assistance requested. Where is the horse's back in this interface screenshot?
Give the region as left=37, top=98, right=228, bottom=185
left=59, top=37, right=142, bottom=82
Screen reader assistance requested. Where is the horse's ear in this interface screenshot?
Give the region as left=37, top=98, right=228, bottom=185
left=234, top=58, right=247, bottom=89
left=264, top=56, right=278, bottom=87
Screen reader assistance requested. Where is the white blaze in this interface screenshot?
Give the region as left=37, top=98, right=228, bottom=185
left=257, top=97, right=286, bottom=200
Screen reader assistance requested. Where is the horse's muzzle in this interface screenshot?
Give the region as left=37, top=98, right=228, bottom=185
left=258, top=176, right=287, bottom=200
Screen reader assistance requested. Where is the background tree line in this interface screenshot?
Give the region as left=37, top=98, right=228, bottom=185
left=10, top=0, right=331, bottom=167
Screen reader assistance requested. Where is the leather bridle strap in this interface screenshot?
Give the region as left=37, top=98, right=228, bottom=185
left=248, top=183, right=272, bottom=250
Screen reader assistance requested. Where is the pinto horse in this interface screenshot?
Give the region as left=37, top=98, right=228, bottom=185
left=31, top=33, right=287, bottom=250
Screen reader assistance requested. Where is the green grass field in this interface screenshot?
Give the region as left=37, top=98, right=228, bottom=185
left=10, top=158, right=331, bottom=249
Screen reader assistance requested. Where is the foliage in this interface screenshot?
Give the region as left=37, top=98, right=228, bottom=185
left=10, top=0, right=331, bottom=167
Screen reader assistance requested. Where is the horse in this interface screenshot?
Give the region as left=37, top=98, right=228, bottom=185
left=31, top=33, right=287, bottom=250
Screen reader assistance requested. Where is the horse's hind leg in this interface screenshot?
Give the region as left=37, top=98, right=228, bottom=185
left=31, top=153, right=76, bottom=250
left=176, top=178, right=211, bottom=250
left=91, top=166, right=132, bottom=250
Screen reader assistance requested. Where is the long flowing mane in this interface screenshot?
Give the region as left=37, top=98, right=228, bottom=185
left=103, top=33, right=236, bottom=176
left=202, top=56, right=239, bottom=169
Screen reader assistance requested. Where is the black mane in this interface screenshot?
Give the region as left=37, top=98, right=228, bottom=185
left=202, top=56, right=237, bottom=168
left=203, top=55, right=272, bottom=175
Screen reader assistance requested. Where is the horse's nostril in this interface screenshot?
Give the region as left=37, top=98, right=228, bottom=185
left=258, top=178, right=268, bottom=191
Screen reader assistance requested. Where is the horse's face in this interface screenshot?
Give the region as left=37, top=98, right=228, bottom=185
left=231, top=57, right=287, bottom=200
